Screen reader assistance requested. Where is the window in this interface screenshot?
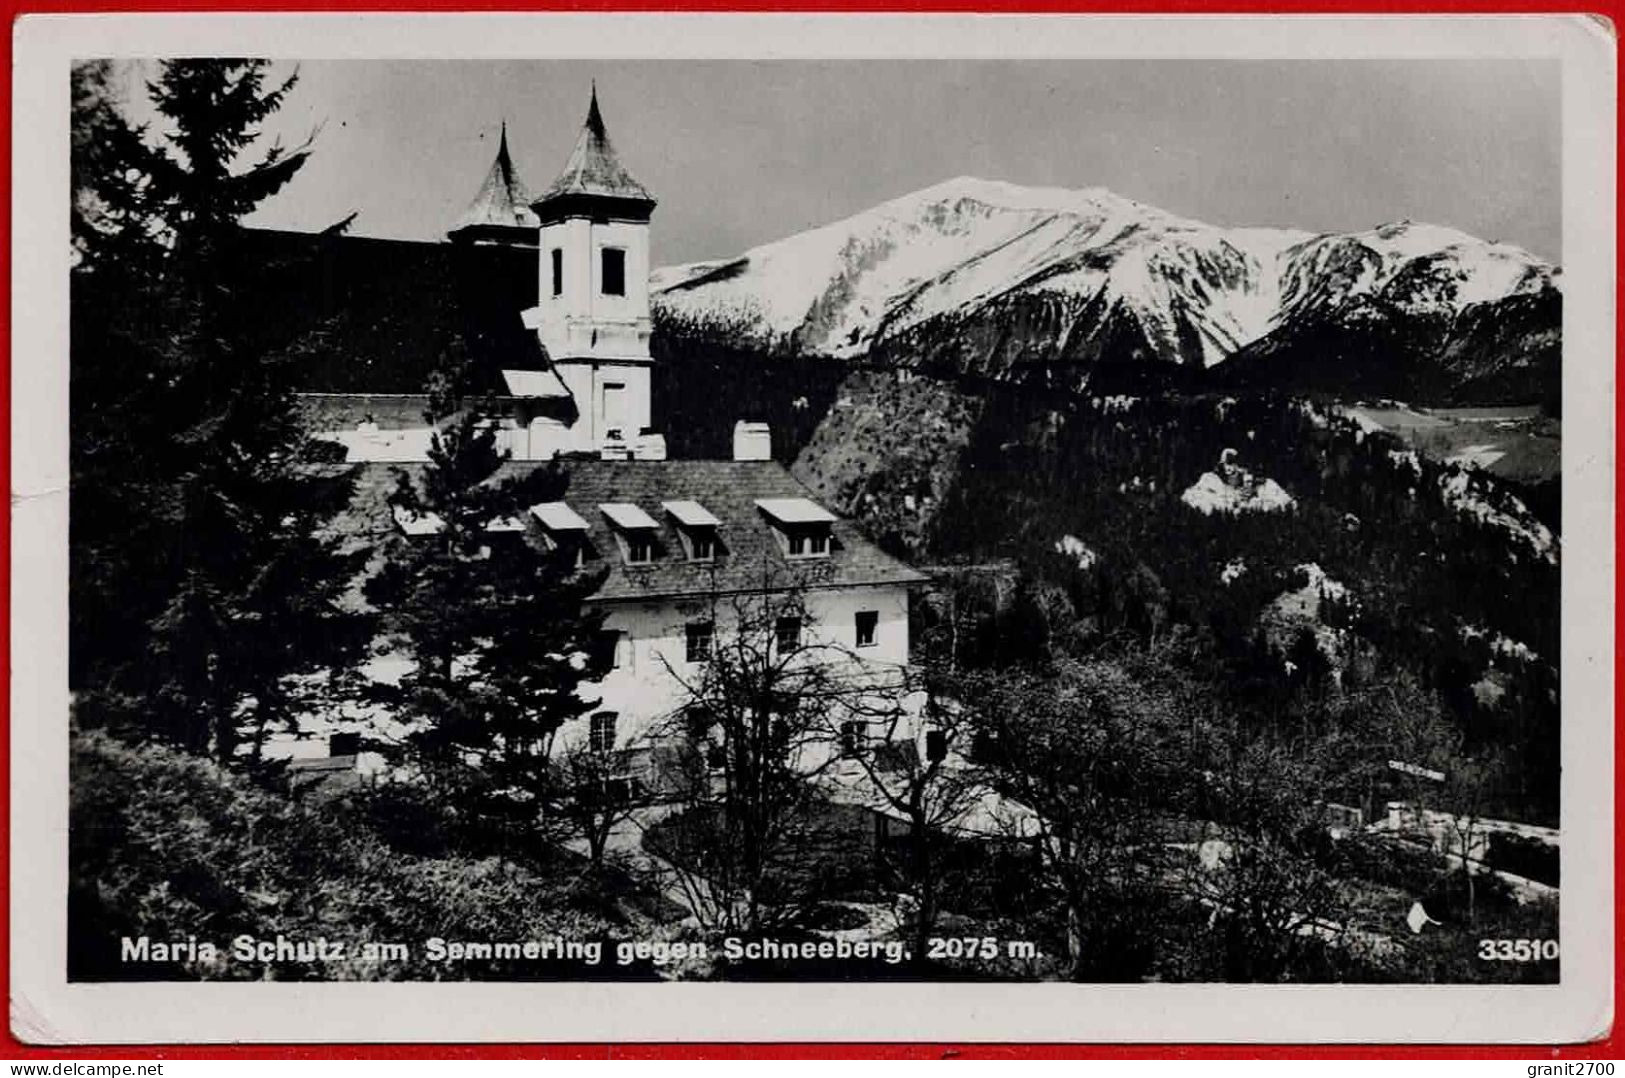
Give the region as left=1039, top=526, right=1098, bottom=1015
left=786, top=528, right=831, bottom=558
left=855, top=610, right=879, bottom=648
left=532, top=502, right=590, bottom=568
left=756, top=498, right=837, bottom=560
left=601, top=503, right=658, bottom=565
left=564, top=540, right=588, bottom=570
left=601, top=248, right=626, bottom=296
left=925, top=729, right=948, bottom=763
left=840, top=720, right=866, bottom=758
left=775, top=616, right=802, bottom=654
left=551, top=248, right=563, bottom=297
left=542, top=533, right=589, bottom=570
left=606, top=776, right=640, bottom=803
left=685, top=707, right=726, bottom=770
left=686, top=621, right=714, bottom=663
left=595, top=630, right=626, bottom=670
left=625, top=535, right=654, bottom=565
left=589, top=712, right=618, bottom=754
left=663, top=502, right=721, bottom=562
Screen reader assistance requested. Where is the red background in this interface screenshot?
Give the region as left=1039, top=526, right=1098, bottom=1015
left=3, top=1, right=1617, bottom=1059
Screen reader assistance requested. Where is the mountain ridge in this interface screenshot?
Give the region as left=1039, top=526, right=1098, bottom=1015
left=651, top=176, right=1559, bottom=402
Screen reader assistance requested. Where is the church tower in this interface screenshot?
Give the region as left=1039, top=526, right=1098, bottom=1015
left=523, top=86, right=657, bottom=453
left=447, top=122, right=540, bottom=246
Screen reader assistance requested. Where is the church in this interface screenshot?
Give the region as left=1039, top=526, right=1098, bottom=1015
left=292, top=90, right=927, bottom=795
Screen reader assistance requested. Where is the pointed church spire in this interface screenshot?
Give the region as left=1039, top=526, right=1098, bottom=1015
left=585, top=81, right=605, bottom=137
left=448, top=120, right=539, bottom=243
left=532, top=85, right=655, bottom=223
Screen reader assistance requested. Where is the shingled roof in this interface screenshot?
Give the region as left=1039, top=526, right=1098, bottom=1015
left=343, top=458, right=925, bottom=604
left=533, top=87, right=656, bottom=220
left=449, top=123, right=541, bottom=242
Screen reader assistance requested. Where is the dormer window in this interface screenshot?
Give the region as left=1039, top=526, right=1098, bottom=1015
left=530, top=501, right=591, bottom=569
left=662, top=500, right=723, bottom=563
left=787, top=531, right=830, bottom=557
left=600, top=502, right=660, bottom=566
left=392, top=504, right=446, bottom=537
left=755, top=497, right=837, bottom=560
left=479, top=514, right=527, bottom=557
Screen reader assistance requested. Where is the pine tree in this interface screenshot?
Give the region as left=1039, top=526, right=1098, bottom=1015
left=362, top=385, right=611, bottom=851
left=70, top=60, right=369, bottom=760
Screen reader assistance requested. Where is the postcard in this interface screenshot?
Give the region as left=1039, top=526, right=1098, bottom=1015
left=11, top=12, right=1614, bottom=1044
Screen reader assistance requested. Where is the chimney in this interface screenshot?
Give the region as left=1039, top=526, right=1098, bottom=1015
left=733, top=421, right=772, bottom=462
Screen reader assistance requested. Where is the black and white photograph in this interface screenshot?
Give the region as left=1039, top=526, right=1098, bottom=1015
left=12, top=12, right=1615, bottom=1044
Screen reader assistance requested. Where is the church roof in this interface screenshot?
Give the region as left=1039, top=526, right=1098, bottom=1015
left=533, top=87, right=655, bottom=216
left=449, top=123, right=540, bottom=240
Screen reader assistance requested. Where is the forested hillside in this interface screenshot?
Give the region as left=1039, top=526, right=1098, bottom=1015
left=793, top=372, right=1560, bottom=825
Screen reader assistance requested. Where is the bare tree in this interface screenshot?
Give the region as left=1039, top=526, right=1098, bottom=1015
left=1357, top=673, right=1507, bottom=923
left=831, top=674, right=993, bottom=959
left=543, top=736, right=643, bottom=871
left=642, top=578, right=893, bottom=933
left=961, top=658, right=1188, bottom=980
left=1185, top=726, right=1356, bottom=981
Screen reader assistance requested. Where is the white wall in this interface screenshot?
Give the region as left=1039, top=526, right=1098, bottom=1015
left=555, top=583, right=912, bottom=755
left=535, top=215, right=652, bottom=366
left=528, top=210, right=655, bottom=454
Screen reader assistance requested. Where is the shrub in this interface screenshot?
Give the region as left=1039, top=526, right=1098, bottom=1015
left=69, top=730, right=648, bottom=981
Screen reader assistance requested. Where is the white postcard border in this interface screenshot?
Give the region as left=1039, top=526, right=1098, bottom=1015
left=10, top=12, right=1615, bottom=1045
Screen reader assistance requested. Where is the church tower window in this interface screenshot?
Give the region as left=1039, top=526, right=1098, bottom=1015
left=601, top=248, right=626, bottom=296
left=551, top=248, right=563, bottom=296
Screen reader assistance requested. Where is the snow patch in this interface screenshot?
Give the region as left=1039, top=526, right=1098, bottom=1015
left=1182, top=474, right=1294, bottom=515
left=1446, top=443, right=1507, bottom=470
left=1387, top=448, right=1422, bottom=477
left=1181, top=451, right=1294, bottom=516
left=1220, top=558, right=1247, bottom=585
left=1054, top=534, right=1098, bottom=570
left=1460, top=624, right=1541, bottom=663
left=1090, top=395, right=1139, bottom=415
left=1493, top=637, right=1539, bottom=663
left=1294, top=562, right=1350, bottom=603
left=1263, top=563, right=1356, bottom=685
left=1346, top=410, right=1384, bottom=436
left=1293, top=400, right=1331, bottom=429
left=1439, top=471, right=1557, bottom=564
left=1472, top=676, right=1507, bottom=708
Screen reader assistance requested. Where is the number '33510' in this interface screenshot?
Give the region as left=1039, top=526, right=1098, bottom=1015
left=1478, top=938, right=1559, bottom=961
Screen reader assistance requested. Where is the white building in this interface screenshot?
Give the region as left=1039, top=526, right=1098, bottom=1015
left=295, top=89, right=929, bottom=797
left=445, top=87, right=658, bottom=461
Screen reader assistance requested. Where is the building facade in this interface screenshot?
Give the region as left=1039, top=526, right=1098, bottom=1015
left=287, top=89, right=928, bottom=795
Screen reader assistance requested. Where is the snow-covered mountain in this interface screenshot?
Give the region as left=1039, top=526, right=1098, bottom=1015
left=652, top=176, right=1559, bottom=399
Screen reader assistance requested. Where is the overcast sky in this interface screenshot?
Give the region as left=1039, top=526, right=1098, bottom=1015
left=118, top=59, right=1561, bottom=265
